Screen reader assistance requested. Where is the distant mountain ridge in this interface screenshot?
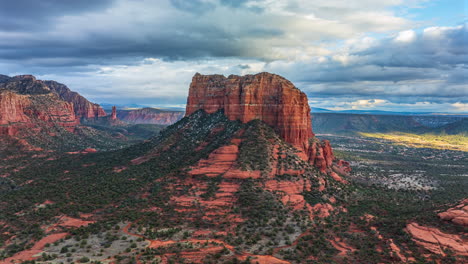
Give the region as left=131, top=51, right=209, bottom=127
left=312, top=107, right=468, bottom=117
left=312, top=112, right=467, bottom=135
left=116, top=107, right=184, bottom=125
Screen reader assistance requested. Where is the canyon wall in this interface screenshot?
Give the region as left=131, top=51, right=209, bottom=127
left=45, top=80, right=106, bottom=119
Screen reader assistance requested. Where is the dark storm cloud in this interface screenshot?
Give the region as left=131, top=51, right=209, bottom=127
left=0, top=0, right=466, bottom=112
left=0, top=0, right=410, bottom=68
left=269, top=24, right=468, bottom=89
left=0, top=33, right=245, bottom=63
left=0, top=0, right=270, bottom=69
left=357, top=25, right=468, bottom=69
left=0, top=0, right=116, bottom=31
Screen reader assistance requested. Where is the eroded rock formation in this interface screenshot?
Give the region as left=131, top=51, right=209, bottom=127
left=438, top=199, right=468, bottom=226
left=0, top=75, right=94, bottom=136
left=111, top=106, right=117, bottom=120
left=406, top=222, right=468, bottom=256
left=186, top=73, right=313, bottom=150
left=44, top=80, right=106, bottom=119
left=186, top=72, right=347, bottom=172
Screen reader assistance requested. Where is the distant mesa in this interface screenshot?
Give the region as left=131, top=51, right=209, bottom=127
left=186, top=72, right=349, bottom=172
left=117, top=107, right=184, bottom=125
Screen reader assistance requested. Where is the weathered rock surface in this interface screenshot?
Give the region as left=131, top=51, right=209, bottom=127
left=0, top=74, right=112, bottom=139
left=0, top=75, right=83, bottom=136
left=186, top=73, right=313, bottom=151
left=111, top=106, right=117, bottom=120
left=117, top=107, right=184, bottom=125
left=0, top=91, right=31, bottom=133
left=189, top=138, right=261, bottom=179
left=309, top=139, right=336, bottom=172
left=438, top=199, right=468, bottom=226
left=186, top=72, right=349, bottom=173
left=44, top=80, right=106, bottom=119
left=406, top=222, right=468, bottom=256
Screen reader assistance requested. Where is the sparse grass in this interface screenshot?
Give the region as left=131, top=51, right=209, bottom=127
left=359, top=132, right=468, bottom=151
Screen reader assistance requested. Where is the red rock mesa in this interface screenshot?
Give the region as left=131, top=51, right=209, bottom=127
left=186, top=72, right=347, bottom=172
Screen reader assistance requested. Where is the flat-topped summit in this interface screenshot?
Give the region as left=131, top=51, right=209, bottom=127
left=186, top=72, right=314, bottom=152
left=185, top=72, right=349, bottom=172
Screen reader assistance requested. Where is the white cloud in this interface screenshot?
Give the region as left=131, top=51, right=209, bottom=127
left=451, top=102, right=468, bottom=112
left=394, top=30, right=416, bottom=43
left=0, top=0, right=465, bottom=112
left=35, top=58, right=264, bottom=103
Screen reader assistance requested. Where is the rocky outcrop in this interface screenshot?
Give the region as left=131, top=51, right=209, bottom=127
left=117, top=107, right=184, bottom=125
left=406, top=222, right=468, bottom=256
left=0, top=75, right=81, bottom=136
left=189, top=138, right=261, bottom=179
left=0, top=91, right=32, bottom=135
left=186, top=73, right=313, bottom=151
left=111, top=106, right=117, bottom=120
left=186, top=72, right=348, bottom=172
left=44, top=80, right=106, bottom=119
left=438, top=199, right=468, bottom=226
left=308, top=139, right=335, bottom=172
left=1, top=75, right=50, bottom=94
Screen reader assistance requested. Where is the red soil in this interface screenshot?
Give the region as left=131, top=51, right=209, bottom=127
left=59, top=216, right=95, bottom=228
left=329, top=238, right=356, bottom=256
left=113, top=166, right=128, bottom=173
left=83, top=148, right=97, bottom=153
left=169, top=177, right=243, bottom=226
left=388, top=238, right=408, bottom=262
left=44, top=215, right=94, bottom=233
left=311, top=203, right=334, bottom=218
left=329, top=171, right=348, bottom=184
left=1, top=233, right=68, bottom=263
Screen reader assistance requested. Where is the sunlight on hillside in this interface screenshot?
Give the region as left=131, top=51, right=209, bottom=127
left=359, top=132, right=468, bottom=152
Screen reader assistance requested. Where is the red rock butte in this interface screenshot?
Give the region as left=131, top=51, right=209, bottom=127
left=186, top=72, right=344, bottom=172
left=186, top=72, right=313, bottom=149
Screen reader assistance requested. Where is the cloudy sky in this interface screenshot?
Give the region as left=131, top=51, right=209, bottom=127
left=1, top=0, right=467, bottom=112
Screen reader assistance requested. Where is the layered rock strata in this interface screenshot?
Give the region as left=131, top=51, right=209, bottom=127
left=186, top=72, right=346, bottom=172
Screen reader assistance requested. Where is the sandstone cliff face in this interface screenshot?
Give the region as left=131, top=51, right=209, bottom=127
left=186, top=73, right=313, bottom=151
left=0, top=91, right=31, bottom=135
left=44, top=80, right=106, bottom=119
left=0, top=75, right=80, bottom=136
left=117, top=108, right=184, bottom=125
left=186, top=72, right=346, bottom=172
